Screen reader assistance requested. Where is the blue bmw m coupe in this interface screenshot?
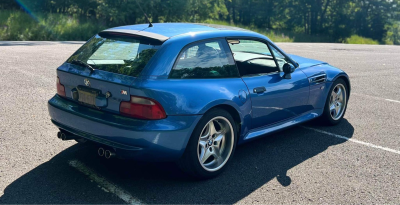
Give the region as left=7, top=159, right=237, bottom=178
left=48, top=23, right=350, bottom=179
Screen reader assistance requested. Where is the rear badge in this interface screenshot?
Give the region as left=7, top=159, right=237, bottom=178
left=84, top=78, right=90, bottom=87
left=121, top=90, right=128, bottom=95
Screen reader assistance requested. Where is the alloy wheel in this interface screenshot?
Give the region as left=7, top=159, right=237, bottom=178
left=197, top=116, right=234, bottom=172
left=329, top=83, right=347, bottom=120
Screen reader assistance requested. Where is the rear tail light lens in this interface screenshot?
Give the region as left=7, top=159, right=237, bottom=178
left=120, top=96, right=166, bottom=120
left=56, top=77, right=66, bottom=97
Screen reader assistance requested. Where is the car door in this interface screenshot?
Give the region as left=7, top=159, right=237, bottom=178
left=227, top=39, right=311, bottom=129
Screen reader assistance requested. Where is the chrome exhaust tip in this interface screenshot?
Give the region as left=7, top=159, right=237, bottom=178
left=104, top=150, right=115, bottom=159
left=98, top=148, right=105, bottom=157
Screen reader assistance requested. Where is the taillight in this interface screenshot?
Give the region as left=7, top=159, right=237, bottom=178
left=56, top=77, right=66, bottom=97
left=120, top=96, right=166, bottom=120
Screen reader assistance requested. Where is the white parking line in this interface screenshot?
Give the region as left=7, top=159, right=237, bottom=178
left=69, top=160, right=141, bottom=205
left=386, top=99, right=400, bottom=104
left=302, top=126, right=400, bottom=155
left=353, top=93, right=400, bottom=104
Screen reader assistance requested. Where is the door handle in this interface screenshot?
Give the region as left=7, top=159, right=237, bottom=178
left=253, top=87, right=266, bottom=94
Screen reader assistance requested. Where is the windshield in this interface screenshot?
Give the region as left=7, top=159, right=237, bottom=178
left=67, top=33, right=161, bottom=77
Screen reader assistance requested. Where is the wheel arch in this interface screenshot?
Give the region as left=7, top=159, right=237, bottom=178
left=333, top=74, right=351, bottom=99
left=207, top=104, right=242, bottom=135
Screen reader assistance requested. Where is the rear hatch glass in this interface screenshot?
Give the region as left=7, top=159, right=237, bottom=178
left=58, top=33, right=162, bottom=114
left=66, top=33, right=161, bottom=77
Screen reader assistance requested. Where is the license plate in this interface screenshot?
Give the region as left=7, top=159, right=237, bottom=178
left=77, top=86, right=101, bottom=106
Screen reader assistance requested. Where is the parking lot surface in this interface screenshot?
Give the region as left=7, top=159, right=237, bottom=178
left=0, top=41, right=399, bottom=204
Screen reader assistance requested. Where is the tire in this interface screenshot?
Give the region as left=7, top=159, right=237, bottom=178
left=321, top=78, right=349, bottom=125
left=178, top=108, right=237, bottom=179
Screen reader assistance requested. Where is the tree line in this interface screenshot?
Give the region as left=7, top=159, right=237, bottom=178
left=1, top=0, right=399, bottom=44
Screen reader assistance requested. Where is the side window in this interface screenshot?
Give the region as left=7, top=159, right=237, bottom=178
left=229, top=40, right=272, bottom=56
left=228, top=39, right=279, bottom=76
left=269, top=45, right=290, bottom=71
left=170, top=39, right=239, bottom=79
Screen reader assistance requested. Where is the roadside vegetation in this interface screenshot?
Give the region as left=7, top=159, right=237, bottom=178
left=0, top=0, right=399, bottom=45
left=0, top=10, right=105, bottom=41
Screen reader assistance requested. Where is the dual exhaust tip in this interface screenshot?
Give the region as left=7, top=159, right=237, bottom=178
left=98, top=147, right=115, bottom=159
left=57, top=131, right=74, bottom=141
left=57, top=131, right=116, bottom=159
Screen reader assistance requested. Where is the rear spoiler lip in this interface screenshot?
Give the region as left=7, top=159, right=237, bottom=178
left=99, top=29, right=169, bottom=43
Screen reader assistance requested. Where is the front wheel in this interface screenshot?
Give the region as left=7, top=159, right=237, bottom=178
left=178, top=109, right=237, bottom=179
left=321, top=79, right=348, bottom=125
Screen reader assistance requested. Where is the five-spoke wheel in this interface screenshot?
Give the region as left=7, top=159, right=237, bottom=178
left=321, top=78, right=349, bottom=125
left=178, top=109, right=237, bottom=179
left=197, top=117, right=234, bottom=172
left=329, top=84, right=347, bottom=120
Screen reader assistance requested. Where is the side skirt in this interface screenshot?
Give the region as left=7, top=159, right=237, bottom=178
left=241, top=109, right=323, bottom=142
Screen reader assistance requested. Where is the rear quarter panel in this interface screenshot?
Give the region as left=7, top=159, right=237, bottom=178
left=130, top=78, right=252, bottom=138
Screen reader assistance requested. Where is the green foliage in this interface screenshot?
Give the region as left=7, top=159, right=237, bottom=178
left=0, top=10, right=105, bottom=40
left=384, top=22, right=400, bottom=45
left=0, top=0, right=400, bottom=44
left=0, top=10, right=48, bottom=40
left=204, top=20, right=294, bottom=42
left=343, top=35, right=380, bottom=45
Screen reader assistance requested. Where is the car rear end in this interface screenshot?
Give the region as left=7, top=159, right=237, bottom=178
left=48, top=31, right=200, bottom=161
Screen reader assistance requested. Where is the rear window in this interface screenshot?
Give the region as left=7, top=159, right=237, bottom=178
left=67, top=33, right=161, bottom=77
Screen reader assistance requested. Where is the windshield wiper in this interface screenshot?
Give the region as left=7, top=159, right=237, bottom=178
left=70, top=60, right=95, bottom=73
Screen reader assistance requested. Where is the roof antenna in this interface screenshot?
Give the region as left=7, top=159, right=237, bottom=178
left=135, top=0, right=153, bottom=27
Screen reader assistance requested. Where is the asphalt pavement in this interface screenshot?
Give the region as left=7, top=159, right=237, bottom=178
left=0, top=41, right=399, bottom=204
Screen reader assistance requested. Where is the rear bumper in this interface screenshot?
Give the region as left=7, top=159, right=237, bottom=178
left=48, top=95, right=201, bottom=161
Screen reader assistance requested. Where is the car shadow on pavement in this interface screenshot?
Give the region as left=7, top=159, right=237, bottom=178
left=0, top=119, right=354, bottom=204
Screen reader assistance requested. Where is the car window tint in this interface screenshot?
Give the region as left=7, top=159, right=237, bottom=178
left=67, top=34, right=161, bottom=77
left=170, top=39, right=239, bottom=79
left=228, top=39, right=279, bottom=76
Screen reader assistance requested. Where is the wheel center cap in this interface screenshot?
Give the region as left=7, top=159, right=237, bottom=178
left=208, top=140, right=213, bottom=146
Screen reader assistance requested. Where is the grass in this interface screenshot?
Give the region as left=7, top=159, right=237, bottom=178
left=0, top=10, right=106, bottom=41
left=343, top=35, right=379, bottom=45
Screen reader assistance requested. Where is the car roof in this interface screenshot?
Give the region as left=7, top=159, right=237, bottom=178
left=102, top=23, right=250, bottom=42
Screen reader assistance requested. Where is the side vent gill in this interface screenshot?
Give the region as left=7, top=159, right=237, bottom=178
left=309, top=73, right=327, bottom=84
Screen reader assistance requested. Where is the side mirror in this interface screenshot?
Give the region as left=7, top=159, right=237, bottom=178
left=282, top=63, right=295, bottom=79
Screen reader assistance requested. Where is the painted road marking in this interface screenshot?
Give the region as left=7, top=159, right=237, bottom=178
left=386, top=99, right=400, bottom=104
left=353, top=93, right=400, bottom=104
left=69, top=160, right=141, bottom=205
left=302, top=126, right=400, bottom=155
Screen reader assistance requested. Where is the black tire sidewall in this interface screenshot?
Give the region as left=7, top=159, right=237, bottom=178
left=180, top=108, right=237, bottom=179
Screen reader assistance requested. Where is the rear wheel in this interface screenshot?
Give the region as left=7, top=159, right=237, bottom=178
left=178, top=108, right=237, bottom=179
left=321, top=79, right=348, bottom=125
